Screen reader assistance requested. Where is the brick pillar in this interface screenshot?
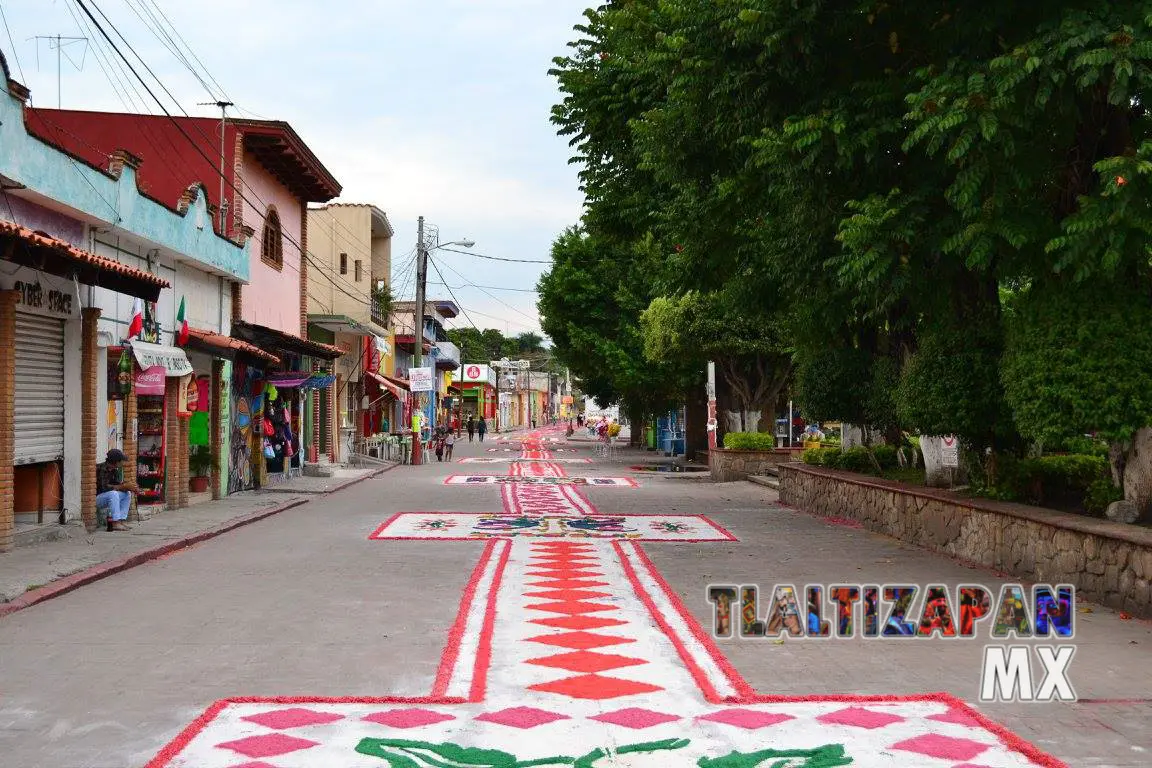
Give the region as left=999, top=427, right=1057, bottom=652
left=124, top=374, right=139, bottom=522
left=309, top=359, right=320, bottom=461
left=80, top=307, right=101, bottom=531
left=0, top=290, right=16, bottom=551
left=176, top=403, right=189, bottom=508
left=330, top=375, right=341, bottom=463
left=299, top=208, right=309, bottom=337
left=165, top=377, right=180, bottom=508
left=230, top=281, right=242, bottom=324
left=210, top=359, right=223, bottom=500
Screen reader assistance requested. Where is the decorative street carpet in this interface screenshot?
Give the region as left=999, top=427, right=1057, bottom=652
left=445, top=475, right=638, bottom=487
left=148, top=433, right=1066, bottom=767
left=459, top=457, right=594, bottom=464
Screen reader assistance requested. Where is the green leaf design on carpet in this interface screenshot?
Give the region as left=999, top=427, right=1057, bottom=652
left=697, top=744, right=853, bottom=768
left=354, top=737, right=692, bottom=767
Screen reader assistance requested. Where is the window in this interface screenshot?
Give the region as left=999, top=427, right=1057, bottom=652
left=354, top=259, right=362, bottom=282
left=261, top=207, right=283, bottom=269
left=340, top=252, right=348, bottom=274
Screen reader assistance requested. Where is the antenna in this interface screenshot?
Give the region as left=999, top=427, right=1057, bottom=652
left=197, top=100, right=233, bottom=233
left=32, top=35, right=89, bottom=108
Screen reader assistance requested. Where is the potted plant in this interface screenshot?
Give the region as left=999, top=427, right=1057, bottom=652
left=188, top=447, right=215, bottom=493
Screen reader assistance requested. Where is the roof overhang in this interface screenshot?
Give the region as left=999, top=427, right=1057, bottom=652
left=308, top=314, right=374, bottom=335
left=235, top=119, right=342, bottom=202
left=232, top=320, right=345, bottom=361
left=0, top=221, right=169, bottom=302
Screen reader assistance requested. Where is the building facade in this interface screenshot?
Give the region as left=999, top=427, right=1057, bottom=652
left=23, top=92, right=344, bottom=504
left=305, top=203, right=398, bottom=462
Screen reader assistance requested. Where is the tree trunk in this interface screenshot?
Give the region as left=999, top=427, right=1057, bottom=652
left=1122, top=428, right=1152, bottom=519
left=685, top=382, right=707, bottom=461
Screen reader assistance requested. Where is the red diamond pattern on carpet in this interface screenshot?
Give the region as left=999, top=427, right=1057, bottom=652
left=528, top=673, right=665, bottom=700
left=523, top=589, right=613, bottom=600
left=525, top=650, right=649, bottom=674
left=523, top=600, right=619, bottom=616
left=528, top=578, right=610, bottom=590
left=529, top=615, right=629, bottom=630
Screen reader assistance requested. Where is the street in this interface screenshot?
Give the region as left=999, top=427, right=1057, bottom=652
left=2, top=430, right=1150, bottom=767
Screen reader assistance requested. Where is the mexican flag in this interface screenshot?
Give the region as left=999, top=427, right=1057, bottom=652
left=127, top=297, right=144, bottom=340
left=176, top=296, right=189, bottom=346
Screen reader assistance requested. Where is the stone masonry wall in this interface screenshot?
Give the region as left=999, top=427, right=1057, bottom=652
left=710, top=448, right=799, bottom=482
left=779, top=463, right=1152, bottom=618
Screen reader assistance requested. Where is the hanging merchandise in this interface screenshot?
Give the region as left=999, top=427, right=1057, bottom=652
left=266, top=383, right=279, bottom=402
left=263, top=417, right=275, bottom=438
left=264, top=440, right=275, bottom=459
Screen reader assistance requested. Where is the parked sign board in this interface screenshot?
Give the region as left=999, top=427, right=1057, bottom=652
left=409, top=366, right=434, bottom=392
left=941, top=435, right=960, bottom=468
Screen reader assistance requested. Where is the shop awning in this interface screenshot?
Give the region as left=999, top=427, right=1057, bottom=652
left=184, top=327, right=280, bottom=365
left=231, top=320, right=345, bottom=361
left=0, top=221, right=170, bottom=301
left=130, top=340, right=193, bottom=376
left=266, top=371, right=313, bottom=388
left=366, top=370, right=407, bottom=400
left=299, top=374, right=335, bottom=390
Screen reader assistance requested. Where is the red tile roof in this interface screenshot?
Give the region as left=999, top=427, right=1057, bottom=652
left=186, top=327, right=280, bottom=364
left=0, top=220, right=170, bottom=298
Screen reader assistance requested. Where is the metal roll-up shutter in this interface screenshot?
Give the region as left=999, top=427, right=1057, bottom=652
left=15, top=313, right=65, bottom=465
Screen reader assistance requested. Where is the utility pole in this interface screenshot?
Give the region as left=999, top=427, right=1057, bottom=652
left=706, top=361, right=718, bottom=451
left=411, top=216, right=427, bottom=464
left=198, top=101, right=233, bottom=233
left=34, top=35, right=88, bottom=108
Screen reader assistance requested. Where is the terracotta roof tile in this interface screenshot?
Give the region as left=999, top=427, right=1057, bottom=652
left=0, top=220, right=170, bottom=290
left=186, top=327, right=280, bottom=364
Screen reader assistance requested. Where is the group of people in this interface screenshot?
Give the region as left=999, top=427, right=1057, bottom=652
left=462, top=414, right=487, bottom=442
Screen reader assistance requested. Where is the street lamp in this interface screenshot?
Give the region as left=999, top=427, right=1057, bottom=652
left=411, top=216, right=475, bottom=465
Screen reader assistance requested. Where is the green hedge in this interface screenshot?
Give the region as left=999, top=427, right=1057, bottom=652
left=982, top=453, right=1122, bottom=516
left=802, top=444, right=901, bottom=473
left=723, top=432, right=777, bottom=451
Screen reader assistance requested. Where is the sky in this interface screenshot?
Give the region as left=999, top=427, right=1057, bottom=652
left=0, top=0, right=592, bottom=337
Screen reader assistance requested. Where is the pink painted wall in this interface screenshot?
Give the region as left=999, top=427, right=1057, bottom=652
left=240, top=149, right=303, bottom=336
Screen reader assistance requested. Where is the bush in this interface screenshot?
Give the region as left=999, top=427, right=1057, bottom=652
left=802, top=447, right=841, bottom=466
left=1060, top=436, right=1109, bottom=457
left=723, top=432, right=776, bottom=451
left=1085, top=476, right=1125, bottom=516
left=983, top=453, right=1116, bottom=514
left=871, top=444, right=898, bottom=469
left=835, top=446, right=874, bottom=473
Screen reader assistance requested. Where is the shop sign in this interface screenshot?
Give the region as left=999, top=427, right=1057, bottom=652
left=131, top=340, right=194, bottom=377
left=135, top=365, right=166, bottom=396
left=14, top=280, right=74, bottom=316
left=409, top=366, right=434, bottom=392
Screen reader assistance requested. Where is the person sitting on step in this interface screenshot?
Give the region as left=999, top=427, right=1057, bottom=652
left=96, top=449, right=138, bottom=532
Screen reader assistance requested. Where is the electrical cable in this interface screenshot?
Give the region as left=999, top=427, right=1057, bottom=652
left=438, top=246, right=551, bottom=264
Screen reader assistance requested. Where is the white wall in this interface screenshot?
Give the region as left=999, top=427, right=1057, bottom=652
left=91, top=234, right=232, bottom=345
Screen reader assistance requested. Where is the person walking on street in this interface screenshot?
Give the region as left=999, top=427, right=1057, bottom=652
left=445, top=430, right=456, bottom=460
left=477, top=417, right=487, bottom=442
left=467, top=415, right=475, bottom=442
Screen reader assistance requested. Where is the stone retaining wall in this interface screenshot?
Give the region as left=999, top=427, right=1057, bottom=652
left=710, top=448, right=800, bottom=482
left=778, top=463, right=1152, bottom=617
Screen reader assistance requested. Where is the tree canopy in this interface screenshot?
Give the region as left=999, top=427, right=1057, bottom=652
left=541, top=0, right=1152, bottom=500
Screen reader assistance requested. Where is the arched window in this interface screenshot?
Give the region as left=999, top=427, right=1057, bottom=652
left=261, top=207, right=283, bottom=269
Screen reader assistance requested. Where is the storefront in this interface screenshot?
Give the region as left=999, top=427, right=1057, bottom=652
left=230, top=320, right=343, bottom=486
left=455, top=364, right=497, bottom=425
left=0, top=220, right=169, bottom=542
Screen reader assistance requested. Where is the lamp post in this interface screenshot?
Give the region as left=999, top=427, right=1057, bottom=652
left=410, top=216, right=474, bottom=465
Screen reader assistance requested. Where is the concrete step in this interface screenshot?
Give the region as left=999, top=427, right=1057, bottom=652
left=747, top=475, right=780, bottom=491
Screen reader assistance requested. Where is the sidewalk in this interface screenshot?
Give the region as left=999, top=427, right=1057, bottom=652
left=0, top=465, right=392, bottom=608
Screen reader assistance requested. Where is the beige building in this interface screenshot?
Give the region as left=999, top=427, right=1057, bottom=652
left=305, top=203, right=396, bottom=461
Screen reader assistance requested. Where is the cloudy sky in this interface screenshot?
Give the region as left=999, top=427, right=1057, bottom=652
left=0, top=0, right=592, bottom=336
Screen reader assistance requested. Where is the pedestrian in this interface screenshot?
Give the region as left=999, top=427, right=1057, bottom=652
left=467, top=415, right=475, bottom=442
left=445, top=430, right=455, bottom=460
left=434, top=432, right=445, bottom=462
left=477, top=417, right=487, bottom=442
left=96, top=449, right=137, bottom=532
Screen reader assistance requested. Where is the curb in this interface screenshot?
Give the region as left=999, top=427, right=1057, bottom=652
left=0, top=464, right=397, bottom=620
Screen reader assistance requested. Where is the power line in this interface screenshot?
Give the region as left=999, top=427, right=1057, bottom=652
left=438, top=246, right=551, bottom=264
left=428, top=280, right=538, bottom=294
left=433, top=252, right=540, bottom=325
left=0, top=1, right=27, bottom=85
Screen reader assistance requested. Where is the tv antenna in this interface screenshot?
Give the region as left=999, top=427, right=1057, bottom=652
left=32, top=34, right=89, bottom=108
